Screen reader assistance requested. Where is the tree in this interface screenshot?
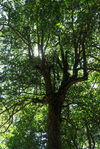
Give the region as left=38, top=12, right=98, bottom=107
left=0, top=0, right=100, bottom=149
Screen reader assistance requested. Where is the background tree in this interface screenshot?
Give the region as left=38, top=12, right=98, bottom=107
left=0, top=0, right=100, bottom=149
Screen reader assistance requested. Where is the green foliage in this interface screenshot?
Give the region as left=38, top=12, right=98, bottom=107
left=6, top=104, right=47, bottom=149
left=61, top=73, right=100, bottom=148
left=0, top=0, right=100, bottom=148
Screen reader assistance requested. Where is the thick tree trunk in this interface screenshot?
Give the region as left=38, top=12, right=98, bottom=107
left=47, top=99, right=62, bottom=149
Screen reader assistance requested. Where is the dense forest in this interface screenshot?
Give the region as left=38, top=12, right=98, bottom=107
left=0, top=0, right=100, bottom=149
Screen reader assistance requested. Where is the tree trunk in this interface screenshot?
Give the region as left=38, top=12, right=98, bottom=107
left=47, top=99, right=62, bottom=149
left=86, top=125, right=92, bottom=149
left=91, top=134, right=95, bottom=149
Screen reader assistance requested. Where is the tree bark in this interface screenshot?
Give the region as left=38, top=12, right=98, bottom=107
left=47, top=98, right=62, bottom=149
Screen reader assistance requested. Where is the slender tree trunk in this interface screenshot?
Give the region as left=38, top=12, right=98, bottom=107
left=73, top=139, right=78, bottom=149
left=91, top=134, right=95, bottom=149
left=86, top=125, right=92, bottom=149
left=47, top=99, right=62, bottom=149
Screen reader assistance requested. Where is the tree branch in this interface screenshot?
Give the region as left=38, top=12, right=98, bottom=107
left=87, top=54, right=100, bottom=62
left=0, top=96, right=47, bottom=115
left=0, top=23, right=28, bottom=45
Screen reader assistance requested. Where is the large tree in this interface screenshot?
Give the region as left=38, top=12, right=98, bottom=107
left=0, top=0, right=100, bottom=149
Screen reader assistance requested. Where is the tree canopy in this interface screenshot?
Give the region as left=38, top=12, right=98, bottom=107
left=0, top=0, right=100, bottom=149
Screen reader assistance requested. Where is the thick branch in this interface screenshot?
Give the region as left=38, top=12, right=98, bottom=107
left=36, top=26, right=52, bottom=95
left=58, top=75, right=88, bottom=97
left=73, top=42, right=79, bottom=77
left=42, top=64, right=53, bottom=96
left=82, top=41, right=87, bottom=76
left=59, top=36, right=69, bottom=75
